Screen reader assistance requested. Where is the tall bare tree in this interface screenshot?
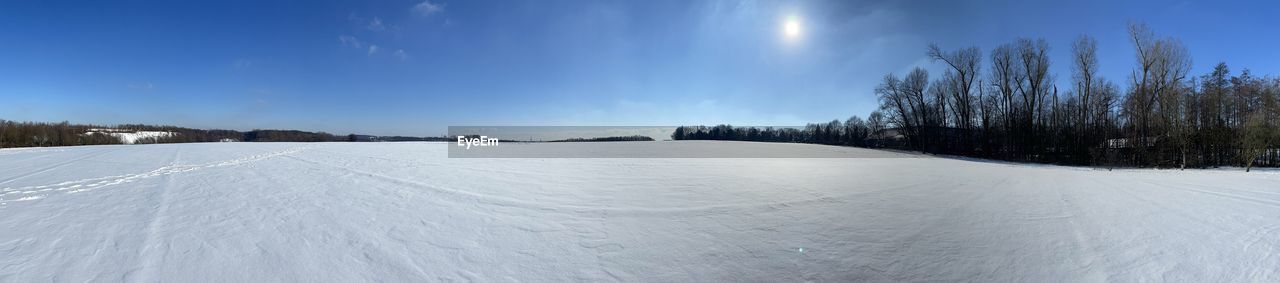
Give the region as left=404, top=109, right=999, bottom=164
left=1071, top=35, right=1099, bottom=150
left=1125, top=22, right=1191, bottom=165
left=989, top=43, right=1022, bottom=156
left=929, top=44, right=982, bottom=152
left=1015, top=38, right=1052, bottom=156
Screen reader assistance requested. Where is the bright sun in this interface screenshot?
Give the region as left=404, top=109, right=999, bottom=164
left=784, top=19, right=801, bottom=38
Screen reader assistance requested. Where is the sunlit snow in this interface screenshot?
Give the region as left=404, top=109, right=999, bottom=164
left=1, top=141, right=1277, bottom=281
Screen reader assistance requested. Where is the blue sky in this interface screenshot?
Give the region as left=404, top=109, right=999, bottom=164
left=1, top=0, right=1277, bottom=136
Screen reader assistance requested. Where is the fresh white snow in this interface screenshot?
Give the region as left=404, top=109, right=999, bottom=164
left=1, top=141, right=1278, bottom=281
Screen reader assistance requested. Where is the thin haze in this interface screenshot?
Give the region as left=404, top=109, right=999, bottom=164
left=1, top=0, right=1276, bottom=136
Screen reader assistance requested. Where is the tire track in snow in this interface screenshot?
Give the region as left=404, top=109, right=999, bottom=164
left=1142, top=179, right=1280, bottom=208
left=1136, top=179, right=1280, bottom=267
left=1055, top=176, right=1109, bottom=278
left=0, top=148, right=71, bottom=169
left=1130, top=178, right=1280, bottom=279
left=0, top=148, right=67, bottom=156
left=0, top=147, right=309, bottom=205
left=1112, top=180, right=1236, bottom=233
left=0, top=147, right=117, bottom=186
left=134, top=148, right=182, bottom=282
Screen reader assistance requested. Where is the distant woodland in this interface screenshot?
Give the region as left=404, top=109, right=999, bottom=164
left=0, top=120, right=353, bottom=148
left=549, top=135, right=655, bottom=142
left=676, top=23, right=1279, bottom=171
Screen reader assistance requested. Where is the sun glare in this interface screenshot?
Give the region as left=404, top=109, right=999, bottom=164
left=784, top=19, right=801, bottom=39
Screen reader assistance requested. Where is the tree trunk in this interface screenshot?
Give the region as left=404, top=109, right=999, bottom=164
left=1180, top=149, right=1187, bottom=170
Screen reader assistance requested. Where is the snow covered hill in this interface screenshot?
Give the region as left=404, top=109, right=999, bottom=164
left=1, top=142, right=1277, bottom=281
left=84, top=128, right=176, bottom=144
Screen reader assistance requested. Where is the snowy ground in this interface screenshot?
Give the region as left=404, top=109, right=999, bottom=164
left=1, top=141, right=1278, bottom=281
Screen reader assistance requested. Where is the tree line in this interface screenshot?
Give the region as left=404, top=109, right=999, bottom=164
left=0, top=120, right=122, bottom=147
left=549, top=135, right=656, bottom=142
left=345, top=134, right=456, bottom=142
left=675, top=23, right=1280, bottom=171
left=0, top=119, right=351, bottom=148
left=672, top=117, right=883, bottom=147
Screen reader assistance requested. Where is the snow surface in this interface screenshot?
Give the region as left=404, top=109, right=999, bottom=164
left=1, top=141, right=1278, bottom=281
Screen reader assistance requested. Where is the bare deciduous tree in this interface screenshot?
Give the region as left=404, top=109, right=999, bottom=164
left=928, top=44, right=982, bottom=136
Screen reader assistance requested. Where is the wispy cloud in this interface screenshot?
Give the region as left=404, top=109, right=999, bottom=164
left=366, top=17, right=386, bottom=31
left=248, top=88, right=272, bottom=110
left=368, top=45, right=379, bottom=56
left=339, top=35, right=363, bottom=48
left=412, top=0, right=445, bottom=17
left=393, top=49, right=408, bottom=61
left=128, top=82, right=155, bottom=90
left=232, top=59, right=253, bottom=69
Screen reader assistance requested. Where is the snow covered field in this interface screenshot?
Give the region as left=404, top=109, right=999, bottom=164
left=1, top=141, right=1278, bottom=281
